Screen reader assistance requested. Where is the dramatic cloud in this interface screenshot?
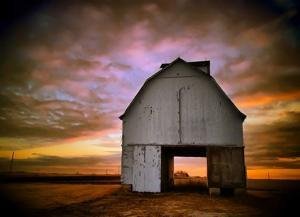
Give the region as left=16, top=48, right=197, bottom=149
left=246, top=111, right=300, bottom=169
left=0, top=0, right=299, bottom=176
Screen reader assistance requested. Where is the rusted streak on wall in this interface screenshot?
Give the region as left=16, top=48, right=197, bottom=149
left=178, top=87, right=185, bottom=144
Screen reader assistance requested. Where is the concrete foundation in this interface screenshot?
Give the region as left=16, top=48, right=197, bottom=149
left=209, top=188, right=221, bottom=196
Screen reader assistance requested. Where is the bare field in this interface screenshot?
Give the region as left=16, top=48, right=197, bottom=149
left=0, top=183, right=120, bottom=209
left=0, top=179, right=299, bottom=217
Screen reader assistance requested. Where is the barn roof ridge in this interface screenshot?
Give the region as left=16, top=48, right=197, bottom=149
left=160, top=59, right=210, bottom=71
left=119, top=57, right=246, bottom=120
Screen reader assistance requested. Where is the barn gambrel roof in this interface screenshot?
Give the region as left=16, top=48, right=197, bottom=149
left=119, top=57, right=246, bottom=120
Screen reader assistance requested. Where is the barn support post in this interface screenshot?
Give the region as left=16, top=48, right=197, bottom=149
left=207, top=146, right=246, bottom=195
left=161, top=147, right=174, bottom=191
left=121, top=145, right=134, bottom=186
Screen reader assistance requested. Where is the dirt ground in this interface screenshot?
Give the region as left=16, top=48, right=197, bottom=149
left=0, top=183, right=120, bottom=209
left=0, top=180, right=299, bottom=217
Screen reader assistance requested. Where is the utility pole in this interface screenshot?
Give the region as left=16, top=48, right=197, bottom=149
left=9, top=152, right=14, bottom=173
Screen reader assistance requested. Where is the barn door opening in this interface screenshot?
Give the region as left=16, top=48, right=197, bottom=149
left=161, top=146, right=207, bottom=192
left=173, top=157, right=207, bottom=191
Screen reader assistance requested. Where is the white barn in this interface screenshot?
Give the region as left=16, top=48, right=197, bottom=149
left=120, top=58, right=246, bottom=193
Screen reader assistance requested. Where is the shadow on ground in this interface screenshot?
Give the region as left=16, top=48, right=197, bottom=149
left=34, top=187, right=300, bottom=217
left=0, top=180, right=299, bottom=217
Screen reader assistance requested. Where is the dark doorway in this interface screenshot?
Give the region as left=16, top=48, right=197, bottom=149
left=161, top=146, right=207, bottom=192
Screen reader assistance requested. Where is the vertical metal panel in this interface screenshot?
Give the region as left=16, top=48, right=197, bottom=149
left=145, top=146, right=161, bottom=192
left=132, top=145, right=161, bottom=192
left=133, top=146, right=145, bottom=192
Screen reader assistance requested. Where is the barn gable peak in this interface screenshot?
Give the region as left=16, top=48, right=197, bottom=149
left=119, top=57, right=246, bottom=120
left=160, top=59, right=210, bottom=75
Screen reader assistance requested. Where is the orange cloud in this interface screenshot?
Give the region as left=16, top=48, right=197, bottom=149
left=235, top=91, right=300, bottom=109
left=247, top=168, right=300, bottom=180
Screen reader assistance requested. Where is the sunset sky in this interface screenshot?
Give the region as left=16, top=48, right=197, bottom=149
left=0, top=0, right=299, bottom=179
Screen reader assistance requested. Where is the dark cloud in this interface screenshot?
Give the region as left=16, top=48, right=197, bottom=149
left=216, top=6, right=300, bottom=99
left=0, top=0, right=137, bottom=147
left=245, top=111, right=300, bottom=169
left=0, top=153, right=120, bottom=172
left=0, top=95, right=115, bottom=140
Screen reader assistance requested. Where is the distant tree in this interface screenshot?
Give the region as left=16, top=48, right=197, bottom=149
left=174, top=170, right=189, bottom=178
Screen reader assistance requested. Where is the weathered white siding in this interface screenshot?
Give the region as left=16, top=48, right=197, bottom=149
left=123, top=62, right=243, bottom=147
left=132, top=145, right=161, bottom=192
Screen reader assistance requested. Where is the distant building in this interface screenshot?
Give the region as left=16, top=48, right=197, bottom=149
left=120, top=58, right=246, bottom=193
left=174, top=171, right=189, bottom=178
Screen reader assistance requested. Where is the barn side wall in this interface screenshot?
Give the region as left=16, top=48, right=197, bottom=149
left=161, top=150, right=174, bottom=192
left=132, top=145, right=161, bottom=192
